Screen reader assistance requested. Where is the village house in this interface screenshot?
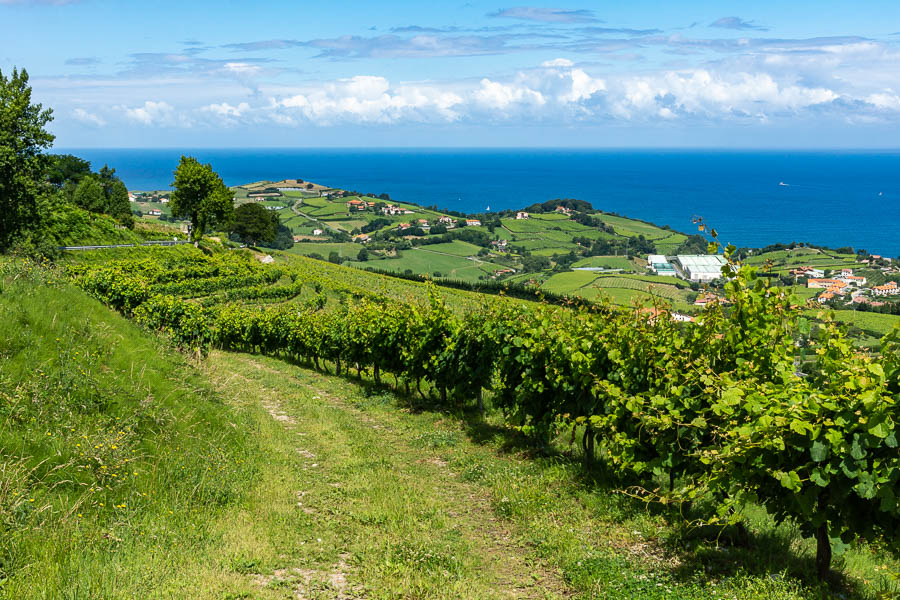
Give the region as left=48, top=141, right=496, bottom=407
left=872, top=281, right=899, bottom=296
left=292, top=235, right=302, bottom=243
left=346, top=199, right=367, bottom=212
left=312, top=229, right=324, bottom=236
left=555, top=206, right=572, bottom=215
left=353, top=234, right=371, bottom=243
left=817, top=292, right=835, bottom=303
left=516, top=211, right=529, bottom=220
left=465, top=219, right=481, bottom=227
left=148, top=209, right=162, bottom=216
left=491, top=239, right=508, bottom=250
left=790, top=266, right=824, bottom=278
left=438, top=216, right=455, bottom=226
left=838, top=275, right=867, bottom=286
left=159, top=196, right=169, bottom=204
left=417, top=219, right=429, bottom=226
left=397, top=223, right=411, bottom=230
left=381, top=205, right=403, bottom=216
left=807, top=278, right=846, bottom=289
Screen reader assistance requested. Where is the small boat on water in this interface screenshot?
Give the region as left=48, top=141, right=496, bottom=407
left=778, top=181, right=789, bottom=187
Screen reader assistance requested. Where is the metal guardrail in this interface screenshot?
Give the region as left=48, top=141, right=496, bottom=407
left=58, top=240, right=192, bottom=251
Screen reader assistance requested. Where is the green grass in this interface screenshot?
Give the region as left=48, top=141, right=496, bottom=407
left=419, top=240, right=485, bottom=257
left=287, top=242, right=364, bottom=258
left=299, top=196, right=329, bottom=208
left=199, top=350, right=899, bottom=600
left=805, top=309, right=900, bottom=337
left=307, top=203, right=349, bottom=217
left=596, top=215, right=671, bottom=239
left=0, top=262, right=259, bottom=598
left=352, top=248, right=503, bottom=282
left=501, top=218, right=555, bottom=234
left=572, top=256, right=637, bottom=270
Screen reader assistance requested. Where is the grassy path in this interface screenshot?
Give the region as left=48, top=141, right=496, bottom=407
left=202, top=351, right=569, bottom=599
left=198, top=351, right=896, bottom=600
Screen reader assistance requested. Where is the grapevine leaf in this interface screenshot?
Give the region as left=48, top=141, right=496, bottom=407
left=810, top=440, right=828, bottom=462
left=810, top=468, right=830, bottom=487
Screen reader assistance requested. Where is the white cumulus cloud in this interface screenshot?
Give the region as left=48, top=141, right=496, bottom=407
left=72, top=107, right=105, bottom=126
left=120, top=101, right=178, bottom=126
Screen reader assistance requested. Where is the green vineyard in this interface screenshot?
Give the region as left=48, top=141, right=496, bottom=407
left=59, top=244, right=900, bottom=586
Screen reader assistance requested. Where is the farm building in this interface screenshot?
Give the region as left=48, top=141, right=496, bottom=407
left=647, top=254, right=678, bottom=277
left=675, top=255, right=727, bottom=282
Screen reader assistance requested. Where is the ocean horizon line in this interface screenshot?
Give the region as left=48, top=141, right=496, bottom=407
left=55, top=146, right=900, bottom=153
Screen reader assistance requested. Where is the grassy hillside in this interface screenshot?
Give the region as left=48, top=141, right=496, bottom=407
left=39, top=201, right=182, bottom=248
left=0, top=260, right=259, bottom=597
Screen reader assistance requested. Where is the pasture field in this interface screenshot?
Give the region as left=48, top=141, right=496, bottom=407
left=572, top=256, right=637, bottom=270
left=306, top=203, right=349, bottom=217
left=299, top=196, right=330, bottom=208
left=500, top=217, right=553, bottom=233
left=354, top=249, right=502, bottom=282
left=419, top=240, right=485, bottom=257
left=530, top=247, right=577, bottom=257
left=287, top=242, right=364, bottom=257
left=653, top=233, right=689, bottom=254
left=596, top=214, right=672, bottom=239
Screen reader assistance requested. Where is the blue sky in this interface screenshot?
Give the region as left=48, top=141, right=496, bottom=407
left=3, top=0, right=900, bottom=147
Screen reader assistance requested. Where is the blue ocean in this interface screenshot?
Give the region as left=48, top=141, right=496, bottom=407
left=62, top=148, right=900, bottom=256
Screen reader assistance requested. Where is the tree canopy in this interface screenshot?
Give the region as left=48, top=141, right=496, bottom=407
left=0, top=67, right=54, bottom=250
left=47, top=154, right=91, bottom=189
left=69, top=165, right=134, bottom=228
left=170, top=156, right=234, bottom=240
left=231, top=202, right=277, bottom=246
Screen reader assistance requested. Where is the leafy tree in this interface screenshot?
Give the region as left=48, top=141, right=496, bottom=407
left=72, top=176, right=105, bottom=213
left=70, top=167, right=134, bottom=228
left=0, top=67, right=54, bottom=250
left=231, top=202, right=277, bottom=246
left=357, top=247, right=369, bottom=261
left=47, top=154, right=91, bottom=188
left=170, top=156, right=234, bottom=241
left=259, top=223, right=294, bottom=250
